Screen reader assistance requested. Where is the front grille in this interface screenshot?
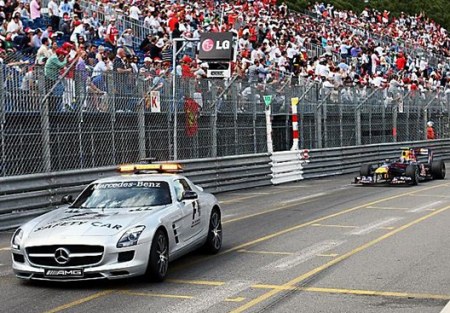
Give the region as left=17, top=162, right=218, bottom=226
left=26, top=245, right=104, bottom=267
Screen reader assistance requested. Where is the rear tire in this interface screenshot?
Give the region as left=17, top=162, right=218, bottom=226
left=360, top=164, right=372, bottom=177
left=145, top=229, right=169, bottom=282
left=431, top=160, right=446, bottom=179
left=405, top=165, right=419, bottom=185
left=203, top=209, right=222, bottom=254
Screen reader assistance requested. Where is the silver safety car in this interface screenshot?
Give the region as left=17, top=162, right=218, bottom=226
left=11, top=163, right=222, bottom=282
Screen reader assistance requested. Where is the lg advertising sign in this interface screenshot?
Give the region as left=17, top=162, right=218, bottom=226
left=199, top=32, right=234, bottom=61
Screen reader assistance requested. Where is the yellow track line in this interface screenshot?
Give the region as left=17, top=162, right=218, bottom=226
left=172, top=182, right=447, bottom=273
left=230, top=204, right=450, bottom=313
left=42, top=290, right=115, bottom=313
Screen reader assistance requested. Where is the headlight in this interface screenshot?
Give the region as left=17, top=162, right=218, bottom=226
left=11, top=228, right=23, bottom=250
left=117, top=226, right=145, bottom=248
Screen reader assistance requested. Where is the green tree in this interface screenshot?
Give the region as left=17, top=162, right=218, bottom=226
left=286, top=0, right=450, bottom=30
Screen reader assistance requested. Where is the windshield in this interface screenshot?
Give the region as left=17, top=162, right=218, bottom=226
left=71, top=181, right=172, bottom=209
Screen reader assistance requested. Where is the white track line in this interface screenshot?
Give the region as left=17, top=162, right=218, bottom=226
left=440, top=301, right=450, bottom=313
left=349, top=217, right=403, bottom=235
left=408, top=201, right=443, bottom=213
left=166, top=280, right=253, bottom=313
left=0, top=247, right=11, bottom=251
left=265, top=240, right=345, bottom=272
left=281, top=192, right=327, bottom=205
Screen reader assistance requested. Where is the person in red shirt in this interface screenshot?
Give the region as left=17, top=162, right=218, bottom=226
left=396, top=53, right=406, bottom=71
left=427, top=121, right=435, bottom=140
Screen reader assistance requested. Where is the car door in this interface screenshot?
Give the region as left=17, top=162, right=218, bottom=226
left=173, top=178, right=203, bottom=244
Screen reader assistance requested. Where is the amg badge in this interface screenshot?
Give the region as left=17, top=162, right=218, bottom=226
left=44, top=269, right=84, bottom=278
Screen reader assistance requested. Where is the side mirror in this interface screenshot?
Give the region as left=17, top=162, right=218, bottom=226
left=61, top=195, right=74, bottom=204
left=182, top=191, right=198, bottom=200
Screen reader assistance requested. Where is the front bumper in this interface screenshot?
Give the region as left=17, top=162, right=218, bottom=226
left=11, top=241, right=152, bottom=281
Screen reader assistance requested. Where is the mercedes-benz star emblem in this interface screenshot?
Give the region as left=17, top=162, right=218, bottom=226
left=54, top=248, right=70, bottom=265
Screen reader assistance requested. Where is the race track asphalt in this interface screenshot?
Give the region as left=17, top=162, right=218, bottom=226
left=1, top=169, right=450, bottom=313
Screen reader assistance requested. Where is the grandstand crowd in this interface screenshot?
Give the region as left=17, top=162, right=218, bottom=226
left=0, top=0, right=449, bottom=111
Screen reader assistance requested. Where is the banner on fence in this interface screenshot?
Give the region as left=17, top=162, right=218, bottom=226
left=150, top=91, right=161, bottom=112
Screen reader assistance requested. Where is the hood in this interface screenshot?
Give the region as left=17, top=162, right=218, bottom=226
left=29, top=206, right=166, bottom=238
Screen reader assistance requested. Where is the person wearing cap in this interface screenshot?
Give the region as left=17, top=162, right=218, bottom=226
left=427, top=121, right=435, bottom=140
left=44, top=48, right=68, bottom=110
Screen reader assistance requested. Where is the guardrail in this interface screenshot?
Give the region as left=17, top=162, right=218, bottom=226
left=302, top=139, right=450, bottom=180
left=1, top=140, right=450, bottom=230
left=0, top=154, right=272, bottom=230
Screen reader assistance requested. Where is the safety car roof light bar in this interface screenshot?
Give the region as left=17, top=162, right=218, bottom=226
left=117, top=163, right=183, bottom=174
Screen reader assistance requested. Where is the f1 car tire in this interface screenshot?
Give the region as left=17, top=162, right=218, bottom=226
left=203, top=208, right=222, bottom=254
left=360, top=164, right=372, bottom=177
left=405, top=165, right=419, bottom=185
left=146, top=228, right=169, bottom=282
left=431, top=160, right=446, bottom=179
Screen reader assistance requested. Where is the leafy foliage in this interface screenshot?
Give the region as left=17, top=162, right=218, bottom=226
left=286, top=0, right=450, bottom=30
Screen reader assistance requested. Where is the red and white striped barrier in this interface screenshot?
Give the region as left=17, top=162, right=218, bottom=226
left=290, top=97, right=299, bottom=151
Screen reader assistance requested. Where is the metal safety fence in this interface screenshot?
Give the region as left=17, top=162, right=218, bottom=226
left=0, top=61, right=449, bottom=177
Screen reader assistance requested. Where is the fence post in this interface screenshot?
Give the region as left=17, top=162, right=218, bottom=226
left=108, top=73, right=117, bottom=164
left=137, top=80, right=146, bottom=160
left=39, top=69, right=52, bottom=173
left=211, top=82, right=218, bottom=158
left=392, top=103, right=398, bottom=142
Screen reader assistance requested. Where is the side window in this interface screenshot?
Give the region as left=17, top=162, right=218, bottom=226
left=173, top=179, right=192, bottom=202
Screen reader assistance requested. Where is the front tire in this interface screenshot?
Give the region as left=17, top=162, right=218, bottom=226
left=405, top=165, right=419, bottom=185
left=145, top=229, right=169, bottom=282
left=360, top=164, right=372, bottom=177
left=203, top=209, right=222, bottom=254
left=431, top=160, right=446, bottom=179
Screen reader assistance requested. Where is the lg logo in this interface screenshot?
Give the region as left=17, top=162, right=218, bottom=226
left=202, top=39, right=231, bottom=52
left=202, top=39, right=214, bottom=52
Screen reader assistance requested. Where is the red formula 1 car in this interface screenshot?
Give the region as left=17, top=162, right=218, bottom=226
left=354, top=147, right=446, bottom=185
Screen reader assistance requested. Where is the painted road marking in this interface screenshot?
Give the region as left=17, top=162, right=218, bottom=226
left=312, top=223, right=358, bottom=229
left=0, top=247, right=10, bottom=251
left=165, top=280, right=253, bottom=313
left=167, top=279, right=225, bottom=286
left=121, top=291, right=193, bottom=300
left=440, top=300, right=450, bottom=313
left=229, top=204, right=450, bottom=313
left=223, top=199, right=315, bottom=225
left=349, top=217, right=403, bottom=235
left=366, top=206, right=409, bottom=211
left=165, top=279, right=449, bottom=301
left=42, top=290, right=115, bottom=313
left=281, top=192, right=327, bottom=205
left=171, top=182, right=449, bottom=273
left=265, top=240, right=345, bottom=272
left=408, top=201, right=443, bottom=213
left=238, top=249, right=293, bottom=256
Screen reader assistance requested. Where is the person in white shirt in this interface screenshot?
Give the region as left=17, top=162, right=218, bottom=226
left=47, top=0, right=59, bottom=30
left=7, top=14, right=23, bottom=40
left=129, top=4, right=141, bottom=20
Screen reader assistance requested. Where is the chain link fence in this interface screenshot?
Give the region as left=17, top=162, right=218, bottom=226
left=0, top=61, right=449, bottom=177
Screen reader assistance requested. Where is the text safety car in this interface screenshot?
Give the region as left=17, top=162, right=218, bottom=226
left=11, top=163, right=222, bottom=282
left=354, top=147, right=446, bottom=185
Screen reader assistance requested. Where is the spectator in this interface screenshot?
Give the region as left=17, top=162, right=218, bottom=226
left=35, top=36, right=52, bottom=65
left=47, top=0, right=59, bottom=31
left=29, top=0, right=41, bottom=27
left=426, top=121, right=435, bottom=139
left=44, top=48, right=68, bottom=109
